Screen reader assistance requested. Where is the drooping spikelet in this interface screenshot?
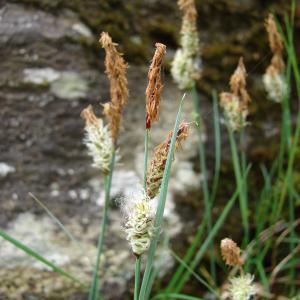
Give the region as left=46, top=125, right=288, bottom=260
left=263, top=14, right=287, bottom=103
left=228, top=273, right=257, bottom=300
left=171, top=0, right=201, bottom=90
left=146, top=43, right=167, bottom=129
left=81, top=105, right=113, bottom=175
left=220, top=238, right=243, bottom=267
left=146, top=123, right=189, bottom=199
left=123, top=192, right=154, bottom=256
left=220, top=57, right=251, bottom=131
left=99, top=32, right=129, bottom=144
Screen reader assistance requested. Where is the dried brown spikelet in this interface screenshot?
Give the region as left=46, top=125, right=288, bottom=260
left=99, top=32, right=129, bottom=144
left=178, top=0, right=197, bottom=24
left=146, top=123, right=189, bottom=199
left=221, top=238, right=243, bottom=267
left=229, top=57, right=251, bottom=108
left=80, top=104, right=99, bottom=126
left=145, top=43, right=167, bottom=129
left=263, top=14, right=286, bottom=103
left=265, top=14, right=283, bottom=54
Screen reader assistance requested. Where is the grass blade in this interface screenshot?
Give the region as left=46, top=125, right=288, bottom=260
left=139, top=94, right=186, bottom=299
left=172, top=186, right=241, bottom=294
left=170, top=250, right=217, bottom=295
left=164, top=216, right=208, bottom=294
left=0, top=229, right=87, bottom=289
left=28, top=192, right=92, bottom=267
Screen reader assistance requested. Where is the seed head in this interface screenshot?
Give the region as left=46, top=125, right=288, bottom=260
left=178, top=0, right=197, bottom=23
left=99, top=32, right=129, bottom=144
left=228, top=274, right=256, bottom=300
left=171, top=0, right=201, bottom=90
left=220, top=57, right=250, bottom=131
left=263, top=68, right=287, bottom=103
left=147, top=123, right=189, bottom=199
left=263, top=14, right=286, bottom=103
left=123, top=193, right=154, bottom=256
left=146, top=43, right=167, bottom=129
left=220, top=238, right=243, bottom=267
left=81, top=105, right=114, bottom=175
left=265, top=14, right=283, bottom=54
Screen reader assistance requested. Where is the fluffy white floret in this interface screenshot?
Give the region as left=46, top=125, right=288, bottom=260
left=263, top=72, right=287, bottom=103
left=83, top=118, right=114, bottom=174
left=171, top=49, right=195, bottom=90
left=171, top=20, right=201, bottom=90
left=122, top=191, right=155, bottom=256
left=222, top=95, right=248, bottom=131
left=228, top=273, right=256, bottom=300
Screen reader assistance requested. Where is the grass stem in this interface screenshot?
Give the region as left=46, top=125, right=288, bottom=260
left=134, top=256, right=142, bottom=300
left=191, top=85, right=215, bottom=281
left=227, top=125, right=249, bottom=244
left=89, top=150, right=116, bottom=300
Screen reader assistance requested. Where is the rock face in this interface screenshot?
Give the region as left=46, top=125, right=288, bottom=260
left=0, top=0, right=299, bottom=299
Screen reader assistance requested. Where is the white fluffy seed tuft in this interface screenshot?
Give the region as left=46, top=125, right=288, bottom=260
left=228, top=273, right=257, bottom=300
left=263, top=72, right=287, bottom=103
left=220, top=93, right=248, bottom=132
left=83, top=118, right=114, bottom=174
left=171, top=19, right=201, bottom=90
left=122, top=191, right=155, bottom=256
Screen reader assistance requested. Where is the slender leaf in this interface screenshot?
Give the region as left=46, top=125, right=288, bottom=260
left=139, top=94, right=186, bottom=299
left=0, top=230, right=86, bottom=289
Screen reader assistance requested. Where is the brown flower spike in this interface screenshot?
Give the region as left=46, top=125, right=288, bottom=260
left=265, top=14, right=283, bottom=55
left=146, top=123, right=189, bottom=199
left=220, top=57, right=250, bottom=131
left=146, top=43, right=167, bottom=129
left=99, top=32, right=129, bottom=145
left=80, top=105, right=99, bottom=127
left=265, top=14, right=285, bottom=74
left=263, top=14, right=286, bottom=103
left=220, top=238, right=243, bottom=267
left=178, top=0, right=197, bottom=24
left=229, top=57, right=251, bottom=109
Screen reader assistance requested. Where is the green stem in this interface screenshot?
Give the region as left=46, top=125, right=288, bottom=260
left=210, top=90, right=221, bottom=205
left=89, top=150, right=116, bottom=300
left=191, top=85, right=215, bottom=281
left=227, top=126, right=249, bottom=244
left=134, top=256, right=142, bottom=300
